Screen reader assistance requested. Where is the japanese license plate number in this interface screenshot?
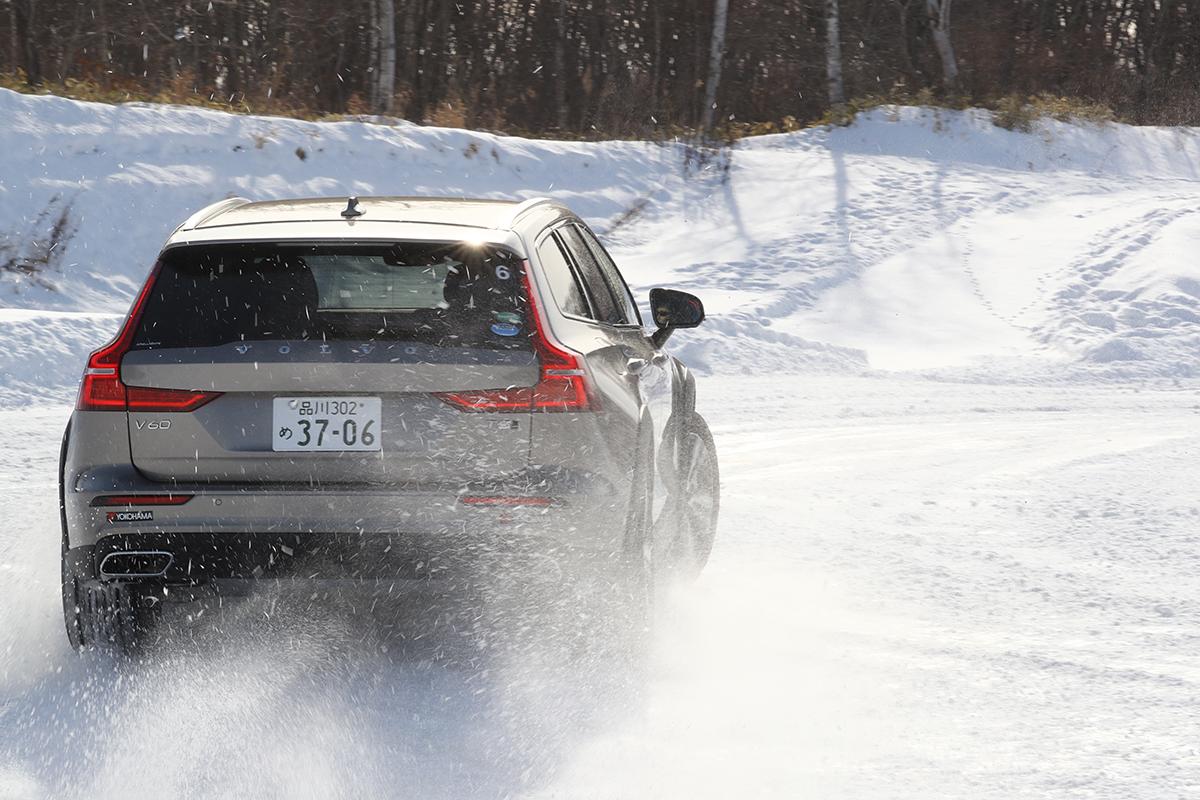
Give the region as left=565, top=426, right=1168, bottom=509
left=272, top=397, right=382, bottom=452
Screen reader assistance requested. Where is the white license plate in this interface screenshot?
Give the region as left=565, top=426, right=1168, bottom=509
left=272, top=397, right=382, bottom=452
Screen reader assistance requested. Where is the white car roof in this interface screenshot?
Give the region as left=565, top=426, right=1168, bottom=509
left=163, top=196, right=553, bottom=253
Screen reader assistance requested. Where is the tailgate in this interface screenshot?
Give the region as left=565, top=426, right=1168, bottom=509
left=123, top=240, right=537, bottom=485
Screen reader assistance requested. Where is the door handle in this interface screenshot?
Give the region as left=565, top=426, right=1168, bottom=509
left=623, top=357, right=649, bottom=376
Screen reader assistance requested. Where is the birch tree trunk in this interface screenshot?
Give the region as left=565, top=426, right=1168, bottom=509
left=376, top=0, right=397, bottom=114
left=826, top=0, right=846, bottom=106
left=700, top=0, right=729, bottom=135
left=366, top=0, right=379, bottom=109
left=925, top=0, right=959, bottom=89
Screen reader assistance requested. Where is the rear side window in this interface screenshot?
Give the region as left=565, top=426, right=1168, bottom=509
left=557, top=225, right=626, bottom=325
left=536, top=234, right=590, bottom=318
left=134, top=242, right=531, bottom=351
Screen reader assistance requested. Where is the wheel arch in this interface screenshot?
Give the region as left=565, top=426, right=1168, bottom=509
left=673, top=357, right=697, bottom=418
left=58, top=419, right=71, bottom=546
left=623, top=405, right=657, bottom=556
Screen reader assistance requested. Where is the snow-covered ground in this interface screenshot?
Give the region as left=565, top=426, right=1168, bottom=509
left=1, top=89, right=1199, bottom=798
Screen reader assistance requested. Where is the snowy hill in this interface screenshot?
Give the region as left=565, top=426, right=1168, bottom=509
left=2, top=88, right=1199, bottom=402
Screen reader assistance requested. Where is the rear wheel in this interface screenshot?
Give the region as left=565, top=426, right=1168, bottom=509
left=60, top=534, right=85, bottom=651
left=78, top=582, right=142, bottom=654
left=62, top=537, right=147, bottom=656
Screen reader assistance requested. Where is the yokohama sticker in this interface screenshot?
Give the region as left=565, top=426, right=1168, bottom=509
left=106, top=510, right=154, bottom=524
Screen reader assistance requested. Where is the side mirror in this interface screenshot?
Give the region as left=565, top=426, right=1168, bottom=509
left=648, top=288, right=705, bottom=348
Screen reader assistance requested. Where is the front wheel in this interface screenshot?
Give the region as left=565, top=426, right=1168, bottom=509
left=663, top=413, right=720, bottom=581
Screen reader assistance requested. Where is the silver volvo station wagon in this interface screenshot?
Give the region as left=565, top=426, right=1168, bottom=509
left=59, top=196, right=719, bottom=652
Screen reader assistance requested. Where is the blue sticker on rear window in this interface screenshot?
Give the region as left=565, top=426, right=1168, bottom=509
left=490, top=322, right=521, bottom=337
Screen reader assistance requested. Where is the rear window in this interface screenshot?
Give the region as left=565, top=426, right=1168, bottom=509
left=134, top=242, right=530, bottom=351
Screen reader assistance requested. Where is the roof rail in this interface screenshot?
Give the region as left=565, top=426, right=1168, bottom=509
left=500, top=197, right=555, bottom=229
left=177, top=197, right=253, bottom=232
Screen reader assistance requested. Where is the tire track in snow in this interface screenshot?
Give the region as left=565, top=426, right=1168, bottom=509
left=1026, top=192, right=1200, bottom=372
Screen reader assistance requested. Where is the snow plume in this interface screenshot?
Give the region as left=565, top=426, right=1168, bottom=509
left=0, top=565, right=651, bottom=799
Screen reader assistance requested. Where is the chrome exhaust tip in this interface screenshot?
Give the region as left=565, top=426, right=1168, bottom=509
left=99, top=551, right=174, bottom=579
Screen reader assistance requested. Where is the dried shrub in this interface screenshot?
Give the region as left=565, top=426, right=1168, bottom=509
left=344, top=92, right=369, bottom=116
left=993, top=94, right=1117, bottom=132
left=0, top=197, right=77, bottom=293
left=424, top=93, right=468, bottom=129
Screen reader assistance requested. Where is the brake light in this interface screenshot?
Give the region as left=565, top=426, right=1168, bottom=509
left=91, top=494, right=193, bottom=507
left=436, top=262, right=592, bottom=413
left=76, top=263, right=221, bottom=412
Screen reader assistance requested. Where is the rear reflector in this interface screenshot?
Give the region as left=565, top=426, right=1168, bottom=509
left=459, top=496, right=556, bottom=507
left=127, top=387, right=221, bottom=412
left=437, top=387, right=536, bottom=412
left=91, top=494, right=194, bottom=507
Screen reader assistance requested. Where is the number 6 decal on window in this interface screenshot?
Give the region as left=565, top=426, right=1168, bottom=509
left=495, top=265, right=512, bottom=280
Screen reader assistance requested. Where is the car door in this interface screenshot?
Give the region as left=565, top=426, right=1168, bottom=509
left=555, top=222, right=676, bottom=514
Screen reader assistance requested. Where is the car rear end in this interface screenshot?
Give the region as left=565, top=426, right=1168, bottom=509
left=61, top=232, right=628, bottom=613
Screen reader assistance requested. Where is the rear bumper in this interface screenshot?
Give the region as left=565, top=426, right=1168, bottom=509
left=72, top=529, right=592, bottom=586
left=64, top=465, right=628, bottom=559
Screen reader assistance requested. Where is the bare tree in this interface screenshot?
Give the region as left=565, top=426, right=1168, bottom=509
left=375, top=0, right=396, bottom=114
left=925, top=0, right=959, bottom=89
left=701, top=0, right=729, bottom=135
left=7, top=0, right=19, bottom=74
left=826, top=0, right=846, bottom=107
left=12, top=0, right=40, bottom=84
left=554, top=0, right=567, bottom=129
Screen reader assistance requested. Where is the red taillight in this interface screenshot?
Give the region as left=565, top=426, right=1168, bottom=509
left=91, top=494, right=193, bottom=507
left=77, top=368, right=129, bottom=410
left=436, top=262, right=592, bottom=413
left=76, top=262, right=221, bottom=413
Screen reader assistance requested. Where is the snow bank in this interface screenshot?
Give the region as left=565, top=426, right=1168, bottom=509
left=0, top=310, right=120, bottom=405
left=1, top=89, right=1198, bottom=396
left=746, top=106, right=1200, bottom=180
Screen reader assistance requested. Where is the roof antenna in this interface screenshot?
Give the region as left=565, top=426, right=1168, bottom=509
left=340, top=196, right=364, bottom=218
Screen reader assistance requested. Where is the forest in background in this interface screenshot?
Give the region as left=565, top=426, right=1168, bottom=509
left=4, top=1, right=1200, bottom=138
